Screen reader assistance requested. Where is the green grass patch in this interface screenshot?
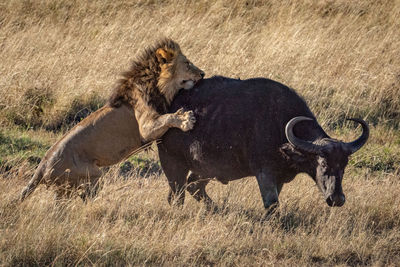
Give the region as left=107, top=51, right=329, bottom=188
left=0, top=128, right=50, bottom=171
left=328, top=124, right=400, bottom=173
left=350, top=143, right=400, bottom=173
left=119, top=155, right=162, bottom=178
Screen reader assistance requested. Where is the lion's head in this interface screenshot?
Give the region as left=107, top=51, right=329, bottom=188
left=109, top=39, right=204, bottom=109
left=155, top=42, right=205, bottom=103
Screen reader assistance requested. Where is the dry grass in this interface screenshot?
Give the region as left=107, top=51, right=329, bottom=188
left=1, top=164, right=400, bottom=266
left=1, top=0, right=399, bottom=128
left=1, top=0, right=400, bottom=265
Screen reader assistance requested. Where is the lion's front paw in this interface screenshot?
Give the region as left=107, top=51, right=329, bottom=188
left=175, top=108, right=196, bottom=131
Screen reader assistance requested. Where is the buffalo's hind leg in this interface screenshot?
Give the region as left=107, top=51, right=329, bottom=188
left=186, top=172, right=214, bottom=210
left=158, top=150, right=188, bottom=207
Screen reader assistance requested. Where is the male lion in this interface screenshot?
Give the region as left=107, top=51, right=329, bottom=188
left=20, top=39, right=204, bottom=201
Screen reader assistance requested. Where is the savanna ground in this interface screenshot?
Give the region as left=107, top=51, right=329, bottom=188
left=1, top=0, right=400, bottom=265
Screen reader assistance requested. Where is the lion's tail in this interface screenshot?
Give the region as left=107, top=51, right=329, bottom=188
left=20, top=163, right=46, bottom=202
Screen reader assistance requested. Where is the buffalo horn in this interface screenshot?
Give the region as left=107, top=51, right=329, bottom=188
left=285, top=116, right=323, bottom=153
left=344, top=118, right=369, bottom=154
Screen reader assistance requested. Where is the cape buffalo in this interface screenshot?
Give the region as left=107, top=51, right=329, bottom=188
left=158, top=76, right=369, bottom=209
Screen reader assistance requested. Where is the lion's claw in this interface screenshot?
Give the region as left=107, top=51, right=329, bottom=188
left=176, top=108, right=185, bottom=116
left=175, top=109, right=196, bottom=131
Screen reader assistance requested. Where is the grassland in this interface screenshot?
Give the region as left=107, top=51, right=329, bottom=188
left=1, top=0, right=400, bottom=265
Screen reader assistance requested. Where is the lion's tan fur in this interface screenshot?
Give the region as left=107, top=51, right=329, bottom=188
left=21, top=39, right=204, bottom=201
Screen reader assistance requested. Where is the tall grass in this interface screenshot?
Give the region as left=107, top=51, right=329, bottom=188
left=1, top=0, right=399, bottom=265
left=1, top=0, right=399, bottom=128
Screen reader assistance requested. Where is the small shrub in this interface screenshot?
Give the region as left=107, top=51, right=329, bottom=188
left=44, top=92, right=106, bottom=131
left=5, top=87, right=55, bottom=129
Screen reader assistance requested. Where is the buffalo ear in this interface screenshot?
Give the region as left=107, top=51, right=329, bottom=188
left=156, top=48, right=175, bottom=64
left=279, top=143, right=308, bottom=164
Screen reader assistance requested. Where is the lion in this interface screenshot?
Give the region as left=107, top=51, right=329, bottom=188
left=20, top=39, right=204, bottom=201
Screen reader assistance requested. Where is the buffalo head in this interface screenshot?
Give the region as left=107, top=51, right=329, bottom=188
left=284, top=116, right=369, bottom=207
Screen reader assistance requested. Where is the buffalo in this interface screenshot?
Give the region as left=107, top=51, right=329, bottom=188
left=158, top=76, right=369, bottom=209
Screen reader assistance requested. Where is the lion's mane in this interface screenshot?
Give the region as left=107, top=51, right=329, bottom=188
left=108, top=39, right=181, bottom=114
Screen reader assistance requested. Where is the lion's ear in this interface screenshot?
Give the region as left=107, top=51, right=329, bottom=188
left=156, top=48, right=175, bottom=64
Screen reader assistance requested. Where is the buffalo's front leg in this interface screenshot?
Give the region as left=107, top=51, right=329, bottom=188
left=255, top=168, right=279, bottom=210
left=158, top=144, right=189, bottom=206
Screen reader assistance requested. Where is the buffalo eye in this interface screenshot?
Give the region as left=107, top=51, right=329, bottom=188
left=319, top=160, right=328, bottom=170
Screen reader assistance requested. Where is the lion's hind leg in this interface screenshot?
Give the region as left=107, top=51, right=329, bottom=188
left=79, top=177, right=102, bottom=202
left=52, top=162, right=102, bottom=202
left=75, top=164, right=102, bottom=202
